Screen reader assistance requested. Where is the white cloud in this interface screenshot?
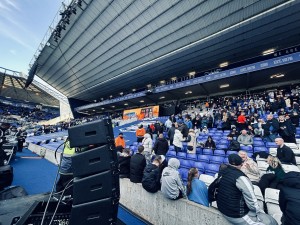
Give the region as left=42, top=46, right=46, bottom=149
left=4, top=0, right=21, bottom=11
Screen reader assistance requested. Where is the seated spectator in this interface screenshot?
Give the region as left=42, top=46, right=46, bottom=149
left=201, top=126, right=209, bottom=134
left=238, top=150, right=260, bottom=185
left=204, top=135, right=216, bottom=150
left=187, top=129, right=197, bottom=154
left=216, top=154, right=277, bottom=225
left=153, top=133, right=169, bottom=156
left=118, top=148, right=131, bottom=178
left=237, top=130, right=253, bottom=147
left=227, top=134, right=240, bottom=151
left=258, top=155, right=285, bottom=196
left=142, top=156, right=162, bottom=193
left=187, top=168, right=209, bottom=207
left=115, top=132, right=125, bottom=148
left=262, top=114, right=279, bottom=142
left=275, top=138, right=296, bottom=165
left=229, top=126, right=239, bottom=138
left=130, top=146, right=146, bottom=183
left=142, top=133, right=153, bottom=165
left=161, top=158, right=187, bottom=200
left=279, top=171, right=300, bottom=225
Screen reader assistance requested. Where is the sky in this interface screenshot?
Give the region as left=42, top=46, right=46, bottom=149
left=0, top=0, right=63, bottom=74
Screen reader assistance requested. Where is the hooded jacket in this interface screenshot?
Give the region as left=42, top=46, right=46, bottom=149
left=279, top=172, right=300, bottom=225
left=142, top=133, right=153, bottom=153
left=161, top=158, right=186, bottom=199
left=173, top=129, right=185, bottom=148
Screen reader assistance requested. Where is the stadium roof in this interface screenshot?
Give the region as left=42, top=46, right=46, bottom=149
left=30, top=0, right=300, bottom=111
left=0, top=67, right=59, bottom=107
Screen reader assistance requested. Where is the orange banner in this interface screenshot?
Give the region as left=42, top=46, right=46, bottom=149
left=123, top=106, right=159, bottom=120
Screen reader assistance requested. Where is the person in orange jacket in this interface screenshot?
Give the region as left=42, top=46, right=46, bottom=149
left=115, top=132, right=126, bottom=148
left=136, top=125, right=146, bottom=143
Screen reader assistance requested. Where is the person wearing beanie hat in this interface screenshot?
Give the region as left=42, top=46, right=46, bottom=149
left=216, top=154, right=278, bottom=225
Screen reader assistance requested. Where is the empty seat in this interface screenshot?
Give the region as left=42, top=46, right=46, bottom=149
left=196, top=147, right=202, bottom=154
left=179, top=168, right=189, bottom=182
left=282, top=164, right=300, bottom=173
left=218, top=139, right=228, bottom=145
left=180, top=159, right=191, bottom=169
left=197, top=155, right=210, bottom=164
left=253, top=185, right=264, bottom=210
left=186, top=153, right=197, bottom=161
left=223, top=157, right=229, bottom=164
left=264, top=188, right=281, bottom=216
left=266, top=142, right=278, bottom=148
left=205, top=164, right=219, bottom=176
left=253, top=137, right=263, bottom=141
left=191, top=161, right=207, bottom=173
left=216, top=144, right=228, bottom=150
left=240, top=145, right=253, bottom=153
left=226, top=150, right=238, bottom=156
left=169, top=145, right=175, bottom=151
left=214, top=150, right=225, bottom=157
left=210, top=156, right=224, bottom=165
left=253, top=141, right=265, bottom=147
left=253, top=147, right=268, bottom=153
left=177, top=152, right=186, bottom=159
left=166, top=151, right=176, bottom=158
left=199, top=174, right=216, bottom=187
left=202, top=148, right=214, bottom=155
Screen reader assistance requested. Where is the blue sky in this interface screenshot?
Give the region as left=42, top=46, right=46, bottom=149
left=0, top=0, right=62, bottom=73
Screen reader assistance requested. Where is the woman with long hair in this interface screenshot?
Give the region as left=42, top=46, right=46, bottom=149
left=204, top=135, right=216, bottom=150
left=187, top=168, right=209, bottom=207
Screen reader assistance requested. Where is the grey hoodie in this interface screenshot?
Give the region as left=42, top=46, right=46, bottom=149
left=161, top=158, right=187, bottom=199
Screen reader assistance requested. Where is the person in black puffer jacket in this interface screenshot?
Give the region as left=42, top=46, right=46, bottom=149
left=130, top=146, right=146, bottom=183
left=142, top=156, right=162, bottom=193
left=279, top=171, right=300, bottom=225
left=153, top=134, right=169, bottom=155
left=118, top=148, right=131, bottom=178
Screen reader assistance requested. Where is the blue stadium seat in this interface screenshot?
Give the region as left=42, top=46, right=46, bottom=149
left=216, top=144, right=228, bottom=150
left=253, top=147, right=268, bottom=153
left=240, top=145, right=253, bottom=153
left=166, top=151, right=177, bottom=158
left=196, top=147, right=202, bottom=155
left=179, top=168, right=189, bottom=182
left=210, top=156, right=225, bottom=165
left=186, top=153, right=197, bottom=161
left=169, top=145, right=175, bottom=151
left=213, top=150, right=226, bottom=157
left=190, top=161, right=206, bottom=173
left=226, top=150, right=238, bottom=156
left=253, top=141, right=265, bottom=147
left=266, top=142, right=277, bottom=148
left=177, top=152, right=187, bottom=159
left=205, top=164, right=219, bottom=176
left=218, top=139, right=228, bottom=145
left=202, top=148, right=213, bottom=155
left=253, top=137, right=263, bottom=141
left=197, top=155, right=210, bottom=164
left=180, top=159, right=191, bottom=169
left=223, top=157, right=229, bottom=164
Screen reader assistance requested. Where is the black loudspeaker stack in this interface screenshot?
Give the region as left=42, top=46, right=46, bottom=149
left=68, top=119, right=120, bottom=225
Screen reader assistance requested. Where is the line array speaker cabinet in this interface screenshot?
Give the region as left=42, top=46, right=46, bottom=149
left=68, top=119, right=120, bottom=225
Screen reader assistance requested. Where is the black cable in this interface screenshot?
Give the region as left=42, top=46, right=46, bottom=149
left=48, top=178, right=74, bottom=225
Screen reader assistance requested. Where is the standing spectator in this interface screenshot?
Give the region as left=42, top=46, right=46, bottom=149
left=153, top=120, right=161, bottom=141
left=238, top=150, right=260, bottom=185
left=178, top=119, right=189, bottom=138
left=168, top=123, right=176, bottom=146
left=216, top=154, right=277, bottom=225
left=290, top=110, right=299, bottom=127
left=130, top=146, right=146, bottom=183
left=187, top=129, right=197, bottom=154
left=161, top=158, right=187, bottom=200
left=258, top=155, right=285, bottom=196
left=118, top=148, right=131, bottom=178
left=153, top=133, right=169, bottom=156
left=237, top=130, right=253, bottom=147
left=187, top=168, right=209, bottom=207
left=279, top=171, right=300, bottom=225
left=164, top=117, right=172, bottom=131
left=142, top=156, right=162, bottom=193
left=136, top=125, right=146, bottom=143
left=237, top=112, right=247, bottom=131
left=184, top=115, right=193, bottom=129
left=275, top=138, right=296, bottom=165
left=173, top=125, right=186, bottom=153
left=142, top=133, right=153, bottom=165
left=115, top=132, right=125, bottom=148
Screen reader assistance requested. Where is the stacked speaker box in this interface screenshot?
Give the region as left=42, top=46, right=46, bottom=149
left=68, top=119, right=120, bottom=225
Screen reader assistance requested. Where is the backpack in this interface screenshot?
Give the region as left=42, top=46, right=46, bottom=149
left=207, top=175, right=222, bottom=203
